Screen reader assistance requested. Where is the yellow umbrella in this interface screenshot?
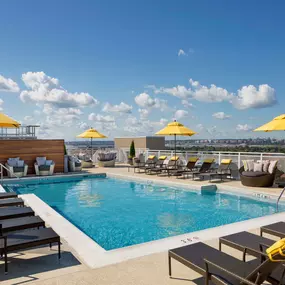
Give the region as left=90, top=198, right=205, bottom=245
left=0, top=113, right=20, bottom=128
left=156, top=120, right=196, bottom=167
left=254, top=114, right=285, bottom=132
left=77, top=128, right=107, bottom=158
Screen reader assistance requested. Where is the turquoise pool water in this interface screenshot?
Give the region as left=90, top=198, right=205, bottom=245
left=5, top=177, right=283, bottom=250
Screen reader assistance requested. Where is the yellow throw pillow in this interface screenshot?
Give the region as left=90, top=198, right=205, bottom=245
left=158, top=156, right=167, bottom=160
left=221, top=159, right=232, bottom=164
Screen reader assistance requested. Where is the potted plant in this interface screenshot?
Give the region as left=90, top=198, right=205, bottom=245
left=128, top=140, right=136, bottom=165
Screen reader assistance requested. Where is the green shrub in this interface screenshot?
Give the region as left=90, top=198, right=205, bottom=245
left=129, top=140, right=136, bottom=158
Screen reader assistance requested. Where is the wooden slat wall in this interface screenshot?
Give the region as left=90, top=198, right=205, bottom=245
left=0, top=139, right=65, bottom=174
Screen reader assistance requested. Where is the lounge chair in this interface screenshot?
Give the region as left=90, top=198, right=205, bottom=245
left=0, top=227, right=60, bottom=273
left=68, top=156, right=82, bottom=172
left=171, top=157, right=199, bottom=178
left=0, top=192, right=17, bottom=199
left=138, top=155, right=157, bottom=172
left=5, top=158, right=28, bottom=178
left=0, top=216, right=45, bottom=234
left=128, top=157, right=145, bottom=173
left=261, top=222, right=285, bottom=239
left=147, top=156, right=168, bottom=174
left=161, top=156, right=181, bottom=176
left=34, top=157, right=55, bottom=176
left=209, top=159, right=232, bottom=182
left=189, top=159, right=215, bottom=180
left=0, top=198, right=24, bottom=207
left=169, top=240, right=285, bottom=285
left=219, top=231, right=276, bottom=261
left=0, top=207, right=34, bottom=220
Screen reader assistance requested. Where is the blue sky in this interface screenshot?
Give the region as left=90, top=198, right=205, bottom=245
left=0, top=0, right=285, bottom=140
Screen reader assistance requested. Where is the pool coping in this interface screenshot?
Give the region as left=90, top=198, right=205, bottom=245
left=2, top=173, right=285, bottom=269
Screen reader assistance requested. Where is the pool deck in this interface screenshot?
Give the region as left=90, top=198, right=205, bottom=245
left=1, top=165, right=284, bottom=284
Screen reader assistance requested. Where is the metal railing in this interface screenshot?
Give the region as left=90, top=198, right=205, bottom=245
left=277, top=187, right=285, bottom=212
left=0, top=163, right=20, bottom=184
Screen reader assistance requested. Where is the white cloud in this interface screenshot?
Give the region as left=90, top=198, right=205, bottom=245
left=88, top=113, right=115, bottom=123
left=181, top=100, right=194, bottom=108
left=0, top=99, right=4, bottom=111
left=232, top=84, right=276, bottom=110
left=236, top=124, right=253, bottom=132
left=20, top=72, right=99, bottom=108
left=138, top=108, right=150, bottom=119
left=0, top=75, right=20, bottom=92
left=24, top=115, right=34, bottom=122
left=103, top=102, right=132, bottom=114
left=154, top=85, right=192, bottom=99
left=78, top=122, right=89, bottom=130
left=212, top=112, right=232, bottom=120
left=134, top=92, right=168, bottom=111
left=178, top=49, right=186, bottom=56
left=174, top=110, right=188, bottom=120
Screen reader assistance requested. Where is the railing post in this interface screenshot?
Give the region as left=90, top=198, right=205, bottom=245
left=218, top=152, right=221, bottom=164
left=158, top=150, right=161, bottom=158
left=260, top=153, right=263, bottom=163
left=238, top=153, right=241, bottom=169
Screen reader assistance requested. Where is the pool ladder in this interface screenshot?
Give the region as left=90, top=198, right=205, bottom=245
left=276, top=187, right=285, bottom=212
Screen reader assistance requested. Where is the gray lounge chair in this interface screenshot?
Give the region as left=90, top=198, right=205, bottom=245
left=261, top=222, right=285, bottom=239
left=171, top=157, right=199, bottom=177
left=147, top=156, right=167, bottom=174
left=0, top=198, right=24, bottom=208
left=187, top=159, right=215, bottom=180
left=169, top=241, right=285, bottom=285
left=209, top=159, right=232, bottom=182
left=0, top=207, right=34, bottom=220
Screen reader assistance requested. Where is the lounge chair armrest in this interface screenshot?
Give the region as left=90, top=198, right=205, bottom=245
left=204, top=259, right=256, bottom=285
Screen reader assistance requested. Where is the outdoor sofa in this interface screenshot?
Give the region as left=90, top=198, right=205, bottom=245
left=239, top=159, right=278, bottom=187
left=5, top=157, right=28, bottom=178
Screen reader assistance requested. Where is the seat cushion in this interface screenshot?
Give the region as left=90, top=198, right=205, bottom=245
left=39, top=165, right=50, bottom=171
left=13, top=166, right=25, bottom=173
left=242, top=171, right=267, bottom=177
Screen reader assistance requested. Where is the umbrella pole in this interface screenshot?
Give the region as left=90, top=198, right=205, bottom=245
left=174, top=134, right=176, bottom=169
left=91, top=138, right=93, bottom=161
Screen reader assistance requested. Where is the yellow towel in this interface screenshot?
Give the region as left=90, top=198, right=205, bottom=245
left=221, top=159, right=232, bottom=164
left=158, top=156, right=167, bottom=160
left=148, top=155, right=156, bottom=160
left=266, top=238, right=285, bottom=261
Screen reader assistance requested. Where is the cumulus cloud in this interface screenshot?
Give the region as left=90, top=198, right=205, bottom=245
left=24, top=115, right=34, bottom=122
left=0, top=99, right=4, bottom=111
left=231, top=84, right=276, bottom=110
left=174, top=110, right=188, bottom=120
left=0, top=75, right=20, bottom=92
left=134, top=92, right=168, bottom=111
left=178, top=49, right=186, bottom=56
left=102, top=102, right=132, bottom=114
left=181, top=100, right=194, bottom=108
left=20, top=72, right=98, bottom=108
left=138, top=108, right=150, bottom=119
left=212, top=112, right=232, bottom=120
left=88, top=113, right=115, bottom=123
left=154, top=85, right=192, bottom=99
left=78, top=122, right=89, bottom=130
left=236, top=124, right=253, bottom=132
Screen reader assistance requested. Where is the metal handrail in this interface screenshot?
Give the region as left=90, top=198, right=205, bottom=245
left=276, top=187, right=285, bottom=212
left=0, top=163, right=20, bottom=184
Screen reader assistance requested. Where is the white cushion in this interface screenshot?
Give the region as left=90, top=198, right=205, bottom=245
left=17, top=160, right=24, bottom=167
left=36, top=157, right=46, bottom=166
left=253, top=162, right=263, bottom=172
left=7, top=159, right=18, bottom=167
left=246, top=160, right=254, bottom=171
left=268, top=160, right=277, bottom=174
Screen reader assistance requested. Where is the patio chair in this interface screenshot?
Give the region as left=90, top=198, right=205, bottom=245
left=138, top=155, right=157, bottom=172
left=160, top=156, right=181, bottom=176
left=128, top=156, right=145, bottom=172
left=169, top=240, right=285, bottom=285
left=208, top=159, right=232, bottom=182
left=5, top=157, right=28, bottom=178
left=147, top=156, right=168, bottom=174
left=189, top=158, right=215, bottom=180
left=34, top=157, right=55, bottom=176
left=0, top=227, right=60, bottom=273
left=171, top=157, right=199, bottom=177
left=68, top=156, right=82, bottom=172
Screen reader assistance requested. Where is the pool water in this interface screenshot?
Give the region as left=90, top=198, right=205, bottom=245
left=6, top=177, right=283, bottom=250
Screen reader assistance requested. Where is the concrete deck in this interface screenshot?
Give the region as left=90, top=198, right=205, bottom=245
left=0, top=165, right=283, bottom=284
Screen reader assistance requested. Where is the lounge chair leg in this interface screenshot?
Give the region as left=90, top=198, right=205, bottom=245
left=58, top=241, right=61, bottom=259
left=168, top=254, right=172, bottom=276
left=219, top=241, right=221, bottom=251
left=50, top=243, right=52, bottom=249
left=4, top=251, right=7, bottom=274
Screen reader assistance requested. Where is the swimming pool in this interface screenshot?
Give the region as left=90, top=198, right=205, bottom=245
left=5, top=176, right=284, bottom=250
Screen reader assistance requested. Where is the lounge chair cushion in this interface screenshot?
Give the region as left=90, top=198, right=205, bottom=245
left=242, top=171, right=267, bottom=177
left=188, top=157, right=199, bottom=162
left=13, top=166, right=25, bottom=173
left=253, top=162, right=263, bottom=172
left=268, top=160, right=278, bottom=174
left=242, top=159, right=254, bottom=171
left=39, top=165, right=51, bottom=171
left=36, top=157, right=46, bottom=166
left=204, top=158, right=214, bottom=163
left=221, top=159, right=232, bottom=164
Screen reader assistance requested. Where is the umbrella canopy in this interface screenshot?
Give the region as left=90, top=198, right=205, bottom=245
left=77, top=128, right=107, bottom=139
left=77, top=128, right=107, bottom=161
left=156, top=121, right=196, bottom=136
left=0, top=113, right=20, bottom=128
left=156, top=121, right=196, bottom=167
left=254, top=114, right=285, bottom=132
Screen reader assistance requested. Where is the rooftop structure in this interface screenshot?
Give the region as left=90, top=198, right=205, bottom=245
left=0, top=125, right=40, bottom=140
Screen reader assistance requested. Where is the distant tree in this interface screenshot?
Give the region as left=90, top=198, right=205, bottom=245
left=129, top=140, right=136, bottom=158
